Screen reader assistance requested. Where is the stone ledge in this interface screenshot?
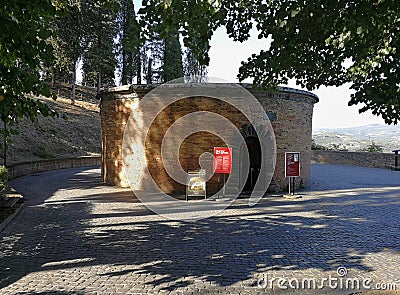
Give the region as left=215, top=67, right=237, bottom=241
left=99, top=83, right=319, bottom=105
left=7, top=156, right=101, bottom=179
left=0, top=188, right=23, bottom=208
left=312, top=150, right=395, bottom=169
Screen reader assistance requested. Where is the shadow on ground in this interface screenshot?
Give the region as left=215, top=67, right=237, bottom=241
left=0, top=165, right=399, bottom=292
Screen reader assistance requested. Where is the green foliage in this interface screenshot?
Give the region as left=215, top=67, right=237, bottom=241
left=365, top=142, right=384, bottom=153
left=146, top=58, right=154, bottom=84
left=233, top=0, right=400, bottom=124
left=33, top=147, right=56, bottom=159
left=0, top=166, right=8, bottom=191
left=311, top=139, right=327, bottom=151
left=118, top=0, right=143, bottom=85
left=0, top=0, right=60, bottom=137
left=139, top=0, right=223, bottom=66
left=52, top=1, right=91, bottom=102
left=140, top=0, right=400, bottom=124
left=162, top=31, right=184, bottom=82
left=52, top=2, right=87, bottom=82
left=53, top=0, right=119, bottom=99
left=184, top=48, right=208, bottom=82
left=145, top=38, right=165, bottom=83
left=82, top=0, right=119, bottom=91
left=328, top=144, right=348, bottom=152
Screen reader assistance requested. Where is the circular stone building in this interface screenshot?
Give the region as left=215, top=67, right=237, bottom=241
left=99, top=83, right=318, bottom=195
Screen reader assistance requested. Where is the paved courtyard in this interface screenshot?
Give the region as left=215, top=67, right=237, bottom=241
left=1, top=164, right=399, bottom=294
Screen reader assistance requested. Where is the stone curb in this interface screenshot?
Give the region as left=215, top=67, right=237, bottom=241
left=7, top=156, right=101, bottom=179
left=0, top=196, right=24, bottom=233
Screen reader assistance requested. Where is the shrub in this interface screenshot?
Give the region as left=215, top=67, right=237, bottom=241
left=0, top=165, right=9, bottom=192
left=311, top=139, right=327, bottom=151
left=33, top=147, right=56, bottom=159
left=365, top=142, right=383, bottom=153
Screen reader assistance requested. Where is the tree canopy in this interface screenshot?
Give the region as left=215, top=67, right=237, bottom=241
left=118, top=0, right=142, bottom=85
left=139, top=0, right=400, bottom=124
left=0, top=0, right=61, bottom=136
left=184, top=48, right=208, bottom=83
left=162, top=31, right=184, bottom=82
left=1, top=0, right=399, bottom=133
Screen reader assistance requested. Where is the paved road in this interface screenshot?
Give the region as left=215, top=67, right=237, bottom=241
left=0, top=164, right=399, bottom=294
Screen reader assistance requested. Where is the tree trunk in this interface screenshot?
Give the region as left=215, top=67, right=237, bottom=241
left=136, top=53, right=141, bottom=84
left=51, top=68, right=56, bottom=88
left=121, top=50, right=127, bottom=85
left=146, top=57, right=152, bottom=84
left=71, top=60, right=77, bottom=105
left=97, top=68, right=102, bottom=94
left=3, top=120, right=7, bottom=167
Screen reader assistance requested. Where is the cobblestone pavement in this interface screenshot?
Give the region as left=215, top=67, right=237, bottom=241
left=1, top=164, right=399, bottom=295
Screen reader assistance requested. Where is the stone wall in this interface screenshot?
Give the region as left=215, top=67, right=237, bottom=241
left=8, top=156, right=101, bottom=179
left=99, top=84, right=318, bottom=193
left=312, top=150, right=395, bottom=169
left=251, top=87, right=315, bottom=189
left=142, top=97, right=249, bottom=194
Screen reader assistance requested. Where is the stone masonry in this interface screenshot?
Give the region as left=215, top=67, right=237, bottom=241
left=312, top=150, right=396, bottom=169
left=99, top=83, right=318, bottom=193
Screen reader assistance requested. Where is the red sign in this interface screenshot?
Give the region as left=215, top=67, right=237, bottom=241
left=214, top=147, right=232, bottom=174
left=285, top=152, right=300, bottom=177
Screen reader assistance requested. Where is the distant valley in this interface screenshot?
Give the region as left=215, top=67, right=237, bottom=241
left=312, top=124, right=400, bottom=153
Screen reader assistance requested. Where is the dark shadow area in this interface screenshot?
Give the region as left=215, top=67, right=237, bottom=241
left=242, top=136, right=261, bottom=192
left=1, top=165, right=399, bottom=293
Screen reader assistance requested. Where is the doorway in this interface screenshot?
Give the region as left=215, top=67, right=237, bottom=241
left=242, top=136, right=261, bottom=192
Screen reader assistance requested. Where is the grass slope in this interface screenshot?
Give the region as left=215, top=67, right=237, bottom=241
left=3, top=95, right=101, bottom=165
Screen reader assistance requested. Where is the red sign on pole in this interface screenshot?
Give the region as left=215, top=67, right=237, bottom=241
left=214, top=147, right=232, bottom=174
left=285, top=152, right=300, bottom=177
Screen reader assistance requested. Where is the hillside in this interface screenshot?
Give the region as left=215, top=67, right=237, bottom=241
left=313, top=124, right=400, bottom=152
left=3, top=91, right=101, bottom=165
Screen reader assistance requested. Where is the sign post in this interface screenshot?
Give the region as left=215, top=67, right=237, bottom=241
left=214, top=147, right=232, bottom=197
left=393, top=150, right=400, bottom=171
left=285, top=152, right=300, bottom=195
